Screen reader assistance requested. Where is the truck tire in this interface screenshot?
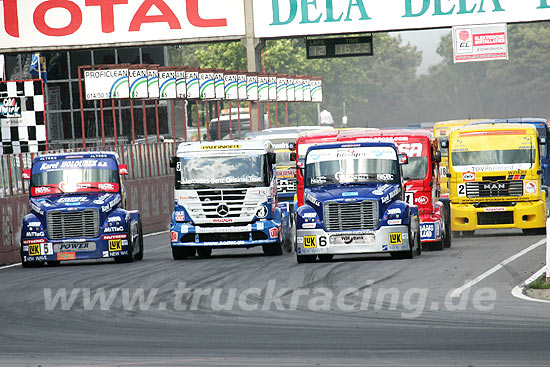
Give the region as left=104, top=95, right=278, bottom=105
left=172, top=246, right=196, bottom=260
left=115, top=227, right=134, bottom=263
left=135, top=219, right=144, bottom=261
left=318, top=254, right=334, bottom=262
left=263, top=242, right=283, bottom=256
left=391, top=225, right=418, bottom=260
left=431, top=240, right=444, bottom=251
left=296, top=254, right=316, bottom=263
left=443, top=216, right=452, bottom=249
left=522, top=228, right=546, bottom=235
left=197, top=247, right=212, bottom=258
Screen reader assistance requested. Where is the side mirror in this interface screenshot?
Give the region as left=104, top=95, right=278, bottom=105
left=288, top=142, right=296, bottom=151
left=268, top=152, right=276, bottom=165
left=440, top=140, right=449, bottom=149
left=22, top=169, right=31, bottom=180
left=290, top=152, right=297, bottom=162
left=434, top=150, right=442, bottom=163
left=118, top=164, right=128, bottom=176
left=398, top=153, right=408, bottom=165
left=169, top=156, right=178, bottom=168
left=540, top=137, right=547, bottom=145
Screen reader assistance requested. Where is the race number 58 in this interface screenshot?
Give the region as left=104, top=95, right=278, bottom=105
left=457, top=184, right=466, bottom=197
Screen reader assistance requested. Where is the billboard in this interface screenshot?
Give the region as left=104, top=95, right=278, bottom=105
left=452, top=23, right=508, bottom=63
left=0, top=0, right=246, bottom=52
left=253, top=1, right=550, bottom=38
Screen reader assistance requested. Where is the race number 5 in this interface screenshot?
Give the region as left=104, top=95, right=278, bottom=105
left=457, top=184, right=466, bottom=197
left=405, top=192, right=415, bottom=206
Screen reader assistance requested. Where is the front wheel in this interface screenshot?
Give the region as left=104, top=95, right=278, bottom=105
left=115, top=227, right=134, bottom=263
left=296, top=254, right=316, bottom=263
left=197, top=247, right=212, bottom=258
left=172, top=246, right=196, bottom=260
left=263, top=242, right=283, bottom=256
left=135, top=219, right=144, bottom=261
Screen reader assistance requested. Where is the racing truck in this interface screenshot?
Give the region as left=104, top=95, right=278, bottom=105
left=169, top=140, right=288, bottom=259
left=444, top=122, right=547, bottom=235
left=295, top=141, right=421, bottom=263
left=359, top=130, right=450, bottom=250
left=20, top=152, right=143, bottom=267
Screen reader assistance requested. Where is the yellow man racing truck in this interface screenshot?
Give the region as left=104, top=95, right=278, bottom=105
left=444, top=123, right=547, bottom=235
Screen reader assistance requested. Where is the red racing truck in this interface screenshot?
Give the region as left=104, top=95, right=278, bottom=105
left=359, top=130, right=450, bottom=250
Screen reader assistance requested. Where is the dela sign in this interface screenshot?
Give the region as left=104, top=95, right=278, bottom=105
left=254, top=0, right=550, bottom=38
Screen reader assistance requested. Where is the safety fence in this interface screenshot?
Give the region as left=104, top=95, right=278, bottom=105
left=0, top=142, right=175, bottom=198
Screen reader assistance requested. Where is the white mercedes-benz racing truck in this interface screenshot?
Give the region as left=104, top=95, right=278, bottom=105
left=169, top=140, right=289, bottom=259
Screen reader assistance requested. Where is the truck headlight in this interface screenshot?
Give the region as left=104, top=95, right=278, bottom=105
left=256, top=205, right=268, bottom=218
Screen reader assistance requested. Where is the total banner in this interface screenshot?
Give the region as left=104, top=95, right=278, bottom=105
left=0, top=0, right=246, bottom=52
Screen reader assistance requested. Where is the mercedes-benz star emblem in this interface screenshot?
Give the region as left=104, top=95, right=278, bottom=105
left=217, top=204, right=229, bottom=217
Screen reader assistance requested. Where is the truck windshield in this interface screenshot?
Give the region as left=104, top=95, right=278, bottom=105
left=402, top=157, right=427, bottom=180
left=176, top=154, right=266, bottom=188
left=276, top=151, right=293, bottom=167
left=452, top=149, right=535, bottom=167
left=30, top=158, right=120, bottom=196
left=305, top=146, right=399, bottom=186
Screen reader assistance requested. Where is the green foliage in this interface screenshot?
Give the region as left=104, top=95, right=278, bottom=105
left=169, top=35, right=421, bottom=126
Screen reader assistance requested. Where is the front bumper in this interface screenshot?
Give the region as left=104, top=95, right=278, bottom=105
left=21, top=234, right=130, bottom=262
left=171, top=220, right=282, bottom=248
left=296, top=225, right=411, bottom=255
left=451, top=200, right=546, bottom=231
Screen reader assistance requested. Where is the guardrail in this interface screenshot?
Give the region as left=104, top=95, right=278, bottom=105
left=1, top=142, right=175, bottom=198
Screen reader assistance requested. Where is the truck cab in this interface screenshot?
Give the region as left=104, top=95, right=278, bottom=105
left=445, top=123, right=546, bottom=235
left=358, top=130, right=450, bottom=250
left=20, top=152, right=143, bottom=267
left=295, top=141, right=421, bottom=263
left=169, top=140, right=288, bottom=259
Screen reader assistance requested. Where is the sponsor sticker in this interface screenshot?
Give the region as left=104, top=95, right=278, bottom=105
left=57, top=252, right=76, bottom=260
left=417, top=195, right=429, bottom=205
left=303, top=236, right=317, bottom=248
left=525, top=181, right=538, bottom=194
left=102, top=234, right=127, bottom=240
left=389, top=233, right=403, bottom=245
left=462, top=172, right=476, bottom=182
left=387, top=219, right=402, bottom=225
left=302, top=223, right=316, bottom=229
left=269, top=227, right=279, bottom=239
left=108, top=239, right=122, bottom=252
left=201, top=145, right=241, bottom=150
left=28, top=243, right=41, bottom=256
left=483, top=207, right=506, bottom=212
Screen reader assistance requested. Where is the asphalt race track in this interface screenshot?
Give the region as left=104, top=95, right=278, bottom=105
left=1, top=230, right=550, bottom=366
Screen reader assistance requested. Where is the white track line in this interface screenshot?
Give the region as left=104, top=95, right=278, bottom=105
left=510, top=266, right=550, bottom=303
left=450, top=238, right=546, bottom=298
left=0, top=230, right=169, bottom=270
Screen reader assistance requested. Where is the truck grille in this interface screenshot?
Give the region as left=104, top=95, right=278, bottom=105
left=47, top=209, right=100, bottom=240
left=477, top=212, right=514, bottom=225
left=197, top=189, right=248, bottom=218
left=466, top=181, right=523, bottom=198
left=324, top=200, right=378, bottom=231
left=277, top=178, right=297, bottom=194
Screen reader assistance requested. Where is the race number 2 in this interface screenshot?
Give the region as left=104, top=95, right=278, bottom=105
left=457, top=184, right=466, bottom=197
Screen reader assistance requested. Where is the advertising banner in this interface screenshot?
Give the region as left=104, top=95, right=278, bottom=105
left=128, top=68, right=148, bottom=99
left=258, top=75, right=269, bottom=101
left=186, top=69, right=200, bottom=99
left=253, top=0, right=550, bottom=38
left=247, top=75, right=258, bottom=101
left=453, top=23, right=508, bottom=63
left=199, top=71, right=215, bottom=99
left=237, top=74, right=247, bottom=100
left=147, top=68, right=159, bottom=99
left=276, top=76, right=287, bottom=101
left=214, top=71, right=225, bottom=99
left=175, top=70, right=187, bottom=99
left=84, top=68, right=129, bottom=100
left=0, top=0, right=246, bottom=52
left=158, top=69, right=176, bottom=99
left=224, top=73, right=238, bottom=100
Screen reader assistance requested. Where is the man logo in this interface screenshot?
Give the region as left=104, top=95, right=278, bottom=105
left=109, top=239, right=122, bottom=252
left=217, top=204, right=229, bottom=217
left=389, top=233, right=402, bottom=245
